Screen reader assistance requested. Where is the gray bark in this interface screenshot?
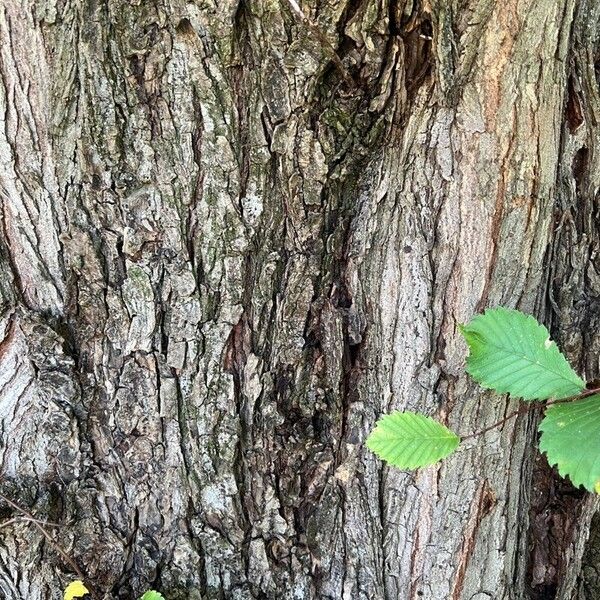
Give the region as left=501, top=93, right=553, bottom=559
left=0, top=0, right=599, bottom=599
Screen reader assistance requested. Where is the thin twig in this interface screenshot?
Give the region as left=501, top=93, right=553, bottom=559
left=0, top=517, right=22, bottom=531
left=0, top=492, right=99, bottom=599
left=283, top=0, right=355, bottom=87
left=460, top=385, right=600, bottom=440
left=461, top=406, right=526, bottom=441
left=0, top=515, right=65, bottom=530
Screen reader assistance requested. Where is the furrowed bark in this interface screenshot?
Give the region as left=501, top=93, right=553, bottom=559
left=542, top=1, right=600, bottom=598
left=0, top=1, right=597, bottom=599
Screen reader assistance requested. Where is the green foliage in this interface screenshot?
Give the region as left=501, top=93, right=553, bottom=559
left=539, top=394, right=600, bottom=493
left=366, top=411, right=460, bottom=468
left=140, top=592, right=165, bottom=600
left=366, top=307, right=600, bottom=494
left=63, top=582, right=165, bottom=600
left=459, top=307, right=584, bottom=400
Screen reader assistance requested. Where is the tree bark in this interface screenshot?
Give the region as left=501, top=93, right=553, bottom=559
left=0, top=0, right=599, bottom=599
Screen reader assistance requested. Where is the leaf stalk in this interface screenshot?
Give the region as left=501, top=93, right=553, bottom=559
left=461, top=385, right=600, bottom=440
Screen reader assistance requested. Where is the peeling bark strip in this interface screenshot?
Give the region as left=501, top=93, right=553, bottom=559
left=0, top=0, right=599, bottom=599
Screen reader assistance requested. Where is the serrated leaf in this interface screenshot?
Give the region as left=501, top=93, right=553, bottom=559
left=366, top=411, right=460, bottom=468
left=539, top=395, right=600, bottom=493
left=460, top=307, right=584, bottom=401
left=140, top=592, right=165, bottom=600
left=64, top=581, right=90, bottom=600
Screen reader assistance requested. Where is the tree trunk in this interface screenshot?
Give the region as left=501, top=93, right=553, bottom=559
left=1, top=0, right=599, bottom=598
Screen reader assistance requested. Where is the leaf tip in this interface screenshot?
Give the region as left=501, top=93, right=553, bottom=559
left=140, top=591, right=166, bottom=600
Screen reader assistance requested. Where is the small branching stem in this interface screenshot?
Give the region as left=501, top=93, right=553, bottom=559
left=461, top=386, right=600, bottom=441
left=0, top=492, right=99, bottom=599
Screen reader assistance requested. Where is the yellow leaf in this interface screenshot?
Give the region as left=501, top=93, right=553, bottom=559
left=64, top=580, right=90, bottom=600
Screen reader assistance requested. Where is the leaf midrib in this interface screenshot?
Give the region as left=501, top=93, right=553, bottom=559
left=375, top=434, right=458, bottom=440
left=471, top=338, right=582, bottom=388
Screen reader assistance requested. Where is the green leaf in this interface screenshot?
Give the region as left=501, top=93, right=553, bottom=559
left=140, top=592, right=165, bottom=600
left=539, top=395, right=600, bottom=493
left=366, top=411, right=460, bottom=469
left=460, top=307, right=584, bottom=401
